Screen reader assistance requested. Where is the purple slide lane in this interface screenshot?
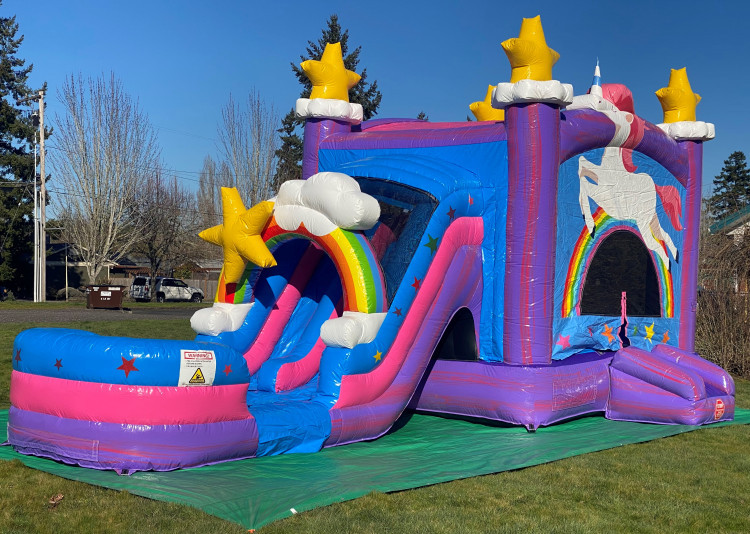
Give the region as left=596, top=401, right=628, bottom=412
left=325, top=218, right=484, bottom=447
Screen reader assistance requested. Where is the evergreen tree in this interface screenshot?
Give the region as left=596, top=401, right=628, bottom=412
left=0, top=8, right=43, bottom=297
left=708, top=151, right=750, bottom=223
left=274, top=14, right=382, bottom=184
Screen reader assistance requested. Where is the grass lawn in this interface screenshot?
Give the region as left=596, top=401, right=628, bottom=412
left=0, top=310, right=748, bottom=533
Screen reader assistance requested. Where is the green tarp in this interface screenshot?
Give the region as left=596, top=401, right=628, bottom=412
left=2, top=409, right=749, bottom=530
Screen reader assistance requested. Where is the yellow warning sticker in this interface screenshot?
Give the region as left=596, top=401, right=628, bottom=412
left=189, top=368, right=205, bottom=384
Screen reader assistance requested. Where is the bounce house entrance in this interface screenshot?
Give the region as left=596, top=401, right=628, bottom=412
left=580, top=230, right=660, bottom=317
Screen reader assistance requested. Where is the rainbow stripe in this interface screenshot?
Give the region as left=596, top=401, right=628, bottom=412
left=561, top=208, right=674, bottom=318
left=218, top=216, right=387, bottom=314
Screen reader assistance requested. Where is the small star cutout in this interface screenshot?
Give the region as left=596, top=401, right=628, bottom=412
left=662, top=330, right=670, bottom=343
left=447, top=207, right=456, bottom=220
left=602, top=324, right=614, bottom=344
left=300, top=42, right=361, bottom=101
left=656, top=67, right=701, bottom=123
left=470, top=85, right=505, bottom=121
left=501, top=15, right=560, bottom=83
left=14, top=349, right=21, bottom=362
left=199, top=188, right=276, bottom=284
left=556, top=334, right=571, bottom=349
left=373, top=351, right=382, bottom=362
left=645, top=323, right=655, bottom=343
left=393, top=308, right=402, bottom=317
left=632, top=324, right=639, bottom=336
left=54, top=358, right=62, bottom=370
left=117, top=356, right=139, bottom=378
left=468, top=194, right=474, bottom=206
left=588, top=327, right=594, bottom=337
left=412, top=277, right=422, bottom=291
left=424, top=235, right=439, bottom=255
left=223, top=364, right=232, bottom=376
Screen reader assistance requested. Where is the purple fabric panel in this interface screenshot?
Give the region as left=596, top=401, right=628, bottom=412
left=359, top=117, right=423, bottom=130
left=634, top=123, right=688, bottom=186
left=503, top=103, right=559, bottom=365
left=652, top=344, right=734, bottom=396
left=559, top=109, right=616, bottom=161
left=678, top=140, right=702, bottom=350
left=302, top=118, right=351, bottom=179
left=559, top=110, right=687, bottom=185
left=318, top=123, right=507, bottom=151
left=325, top=246, right=483, bottom=447
left=7, top=406, right=258, bottom=472
left=607, top=368, right=735, bottom=425
left=611, top=347, right=705, bottom=401
left=411, top=353, right=611, bottom=429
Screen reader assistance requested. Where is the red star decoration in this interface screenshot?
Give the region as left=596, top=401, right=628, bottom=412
left=393, top=308, right=402, bottom=317
left=602, top=324, right=614, bottom=344
left=447, top=207, right=456, bottom=220
left=223, top=364, right=232, bottom=376
left=662, top=330, right=670, bottom=343
left=117, top=357, right=139, bottom=378
left=588, top=327, right=594, bottom=337
left=468, top=194, right=474, bottom=205
left=556, top=334, right=571, bottom=349
left=411, top=277, right=421, bottom=291
left=14, top=349, right=21, bottom=362
left=54, top=358, right=62, bottom=370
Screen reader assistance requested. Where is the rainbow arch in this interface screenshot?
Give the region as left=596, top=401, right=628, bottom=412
left=217, top=216, right=387, bottom=314
left=561, top=208, right=674, bottom=318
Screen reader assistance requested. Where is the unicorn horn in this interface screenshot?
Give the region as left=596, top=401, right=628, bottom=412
left=589, top=58, right=603, bottom=97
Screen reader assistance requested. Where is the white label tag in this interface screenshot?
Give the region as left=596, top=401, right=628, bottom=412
left=178, top=350, right=216, bottom=387
left=100, top=291, right=112, bottom=296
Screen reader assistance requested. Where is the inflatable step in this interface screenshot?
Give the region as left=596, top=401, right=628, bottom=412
left=606, top=346, right=734, bottom=425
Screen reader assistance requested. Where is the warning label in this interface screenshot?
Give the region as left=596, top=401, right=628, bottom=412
left=189, top=368, right=205, bottom=384
left=714, top=399, right=725, bottom=420
left=179, top=350, right=216, bottom=387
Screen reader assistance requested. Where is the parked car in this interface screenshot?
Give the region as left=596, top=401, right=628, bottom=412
left=129, top=276, right=204, bottom=303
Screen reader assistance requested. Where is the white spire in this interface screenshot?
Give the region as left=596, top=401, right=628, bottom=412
left=590, top=58, right=603, bottom=97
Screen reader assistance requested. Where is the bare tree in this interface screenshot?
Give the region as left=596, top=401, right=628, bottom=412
left=51, top=73, right=160, bottom=283
left=218, top=90, right=279, bottom=206
left=197, top=154, right=234, bottom=229
left=131, top=171, right=196, bottom=282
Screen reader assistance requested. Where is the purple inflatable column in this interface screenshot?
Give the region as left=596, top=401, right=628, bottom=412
left=677, top=140, right=703, bottom=351
left=503, top=103, right=561, bottom=365
left=302, top=118, right=351, bottom=180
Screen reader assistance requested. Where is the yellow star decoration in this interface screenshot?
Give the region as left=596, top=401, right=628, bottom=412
left=656, top=68, right=701, bottom=123
left=199, top=187, right=276, bottom=284
left=470, top=85, right=505, bottom=121
left=645, top=323, right=655, bottom=342
left=373, top=351, right=382, bottom=362
left=301, top=42, right=361, bottom=101
left=501, top=15, right=560, bottom=83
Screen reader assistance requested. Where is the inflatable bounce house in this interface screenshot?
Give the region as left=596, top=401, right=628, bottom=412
left=7, top=16, right=734, bottom=472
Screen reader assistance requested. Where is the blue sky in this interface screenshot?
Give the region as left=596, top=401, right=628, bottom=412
left=6, top=0, right=749, bottom=197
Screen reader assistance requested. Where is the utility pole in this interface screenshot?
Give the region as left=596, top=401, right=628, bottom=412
left=38, top=89, right=46, bottom=302
left=18, top=88, right=46, bottom=302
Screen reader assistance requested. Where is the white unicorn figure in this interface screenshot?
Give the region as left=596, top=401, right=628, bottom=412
left=578, top=147, right=682, bottom=271
left=573, top=61, right=683, bottom=271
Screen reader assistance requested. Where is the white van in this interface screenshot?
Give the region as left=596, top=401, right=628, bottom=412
left=129, top=277, right=204, bottom=303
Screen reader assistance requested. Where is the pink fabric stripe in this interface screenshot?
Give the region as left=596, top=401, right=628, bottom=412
left=275, top=322, right=333, bottom=392
left=335, top=218, right=483, bottom=408
left=243, top=246, right=323, bottom=374
left=10, top=371, right=252, bottom=425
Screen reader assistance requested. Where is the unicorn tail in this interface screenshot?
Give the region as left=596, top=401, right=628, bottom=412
left=655, top=184, right=683, bottom=231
